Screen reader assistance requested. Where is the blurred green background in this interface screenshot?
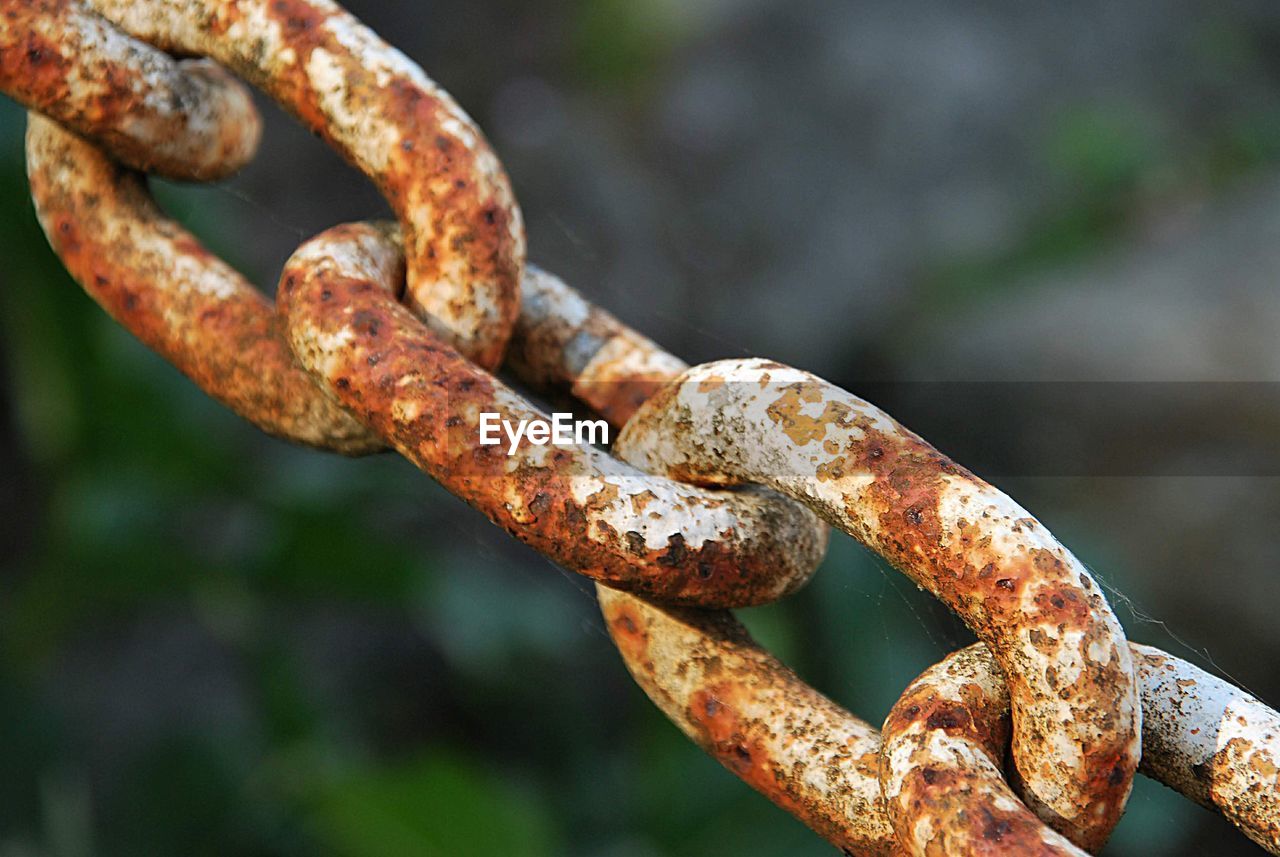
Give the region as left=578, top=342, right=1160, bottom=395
left=3, top=1, right=1280, bottom=854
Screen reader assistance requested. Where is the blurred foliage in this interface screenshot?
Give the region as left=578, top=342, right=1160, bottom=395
left=308, top=753, right=556, bottom=857
left=921, top=54, right=1280, bottom=311
left=571, top=0, right=685, bottom=91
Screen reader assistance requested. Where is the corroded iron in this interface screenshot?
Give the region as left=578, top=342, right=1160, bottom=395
left=542, top=276, right=1280, bottom=855
left=83, top=0, right=524, bottom=368
left=881, top=646, right=1088, bottom=856
left=516, top=294, right=1113, bottom=852
left=597, top=587, right=895, bottom=856
left=1, top=0, right=259, bottom=180
left=25, top=119, right=825, bottom=605
left=26, top=115, right=383, bottom=453
left=616, top=359, right=1140, bottom=849
left=277, top=222, right=827, bottom=608
left=881, top=644, right=1280, bottom=856
left=1134, top=644, right=1280, bottom=853
left=506, top=266, right=689, bottom=428
left=601, top=590, right=1280, bottom=855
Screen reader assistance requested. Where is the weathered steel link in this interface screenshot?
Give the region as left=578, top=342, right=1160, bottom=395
left=277, top=222, right=828, bottom=608
left=615, top=359, right=1140, bottom=849
left=82, top=0, right=524, bottom=368
left=520, top=297, right=1114, bottom=853
left=506, top=266, right=689, bottom=428
left=533, top=274, right=1280, bottom=854
left=597, top=587, right=895, bottom=855
left=881, top=646, right=1089, bottom=857
left=458, top=188, right=1280, bottom=856
left=26, top=114, right=383, bottom=453
left=881, top=644, right=1280, bottom=856
left=1133, top=645, right=1280, bottom=852
left=23, top=116, right=825, bottom=605
left=1, top=0, right=260, bottom=181
left=600, top=592, right=1280, bottom=856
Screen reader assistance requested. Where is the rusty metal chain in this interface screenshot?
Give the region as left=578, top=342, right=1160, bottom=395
left=2, top=2, right=1278, bottom=853
left=879, top=644, right=1280, bottom=855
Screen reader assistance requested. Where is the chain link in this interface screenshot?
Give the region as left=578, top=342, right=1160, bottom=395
left=85, top=0, right=525, bottom=369
left=614, top=359, right=1137, bottom=847
left=880, top=644, right=1280, bottom=855
left=2, top=0, right=259, bottom=180
left=3, top=1, right=1278, bottom=853
left=276, top=221, right=826, bottom=608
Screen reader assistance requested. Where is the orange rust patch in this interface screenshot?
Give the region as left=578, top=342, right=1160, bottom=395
left=767, top=385, right=852, bottom=446
left=607, top=603, right=651, bottom=666
left=1032, top=581, right=1090, bottom=626
left=27, top=121, right=377, bottom=451
left=1, top=23, right=70, bottom=105
left=4, top=0, right=259, bottom=180
left=687, top=685, right=806, bottom=819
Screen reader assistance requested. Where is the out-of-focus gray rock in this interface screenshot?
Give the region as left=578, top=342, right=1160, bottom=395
left=897, top=170, right=1280, bottom=729
left=902, top=174, right=1280, bottom=380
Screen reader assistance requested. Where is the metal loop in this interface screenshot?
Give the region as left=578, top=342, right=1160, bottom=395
left=615, top=359, right=1140, bottom=848
left=881, top=644, right=1280, bottom=855
left=26, top=115, right=384, bottom=452
left=80, top=0, right=524, bottom=369
left=24, top=121, right=825, bottom=605
left=881, top=646, right=1089, bottom=856
left=598, top=588, right=895, bottom=854
left=1, top=0, right=260, bottom=180
left=603, top=591, right=1280, bottom=856
left=527, top=254, right=1280, bottom=856
left=276, top=222, right=828, bottom=608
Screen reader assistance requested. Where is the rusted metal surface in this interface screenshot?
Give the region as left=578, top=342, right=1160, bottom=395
left=506, top=266, right=689, bottom=428
left=600, top=586, right=1089, bottom=857
left=602, top=588, right=1280, bottom=856
left=510, top=279, right=907, bottom=850
left=508, top=250, right=1280, bottom=857
left=82, top=0, right=523, bottom=369
left=882, top=644, right=1280, bottom=856
left=25, top=115, right=382, bottom=453
left=278, top=222, right=827, bottom=608
left=1, top=0, right=260, bottom=181
left=523, top=294, right=1090, bottom=854
left=597, top=586, right=896, bottom=856
left=615, top=359, right=1139, bottom=850
left=881, top=646, right=1088, bottom=857
left=1134, top=644, right=1280, bottom=853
